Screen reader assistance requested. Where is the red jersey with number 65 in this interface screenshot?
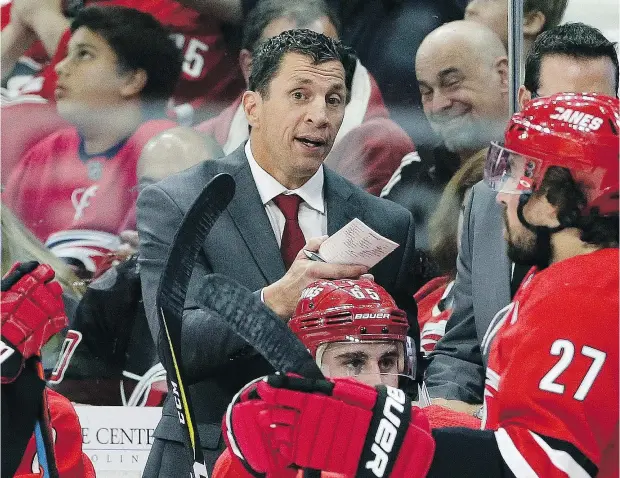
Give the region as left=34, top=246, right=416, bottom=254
left=482, top=248, right=619, bottom=478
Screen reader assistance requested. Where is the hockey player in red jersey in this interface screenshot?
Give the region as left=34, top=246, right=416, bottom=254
left=288, top=279, right=415, bottom=389
left=1, top=261, right=95, bottom=477
left=214, top=279, right=479, bottom=477
left=221, top=92, right=619, bottom=478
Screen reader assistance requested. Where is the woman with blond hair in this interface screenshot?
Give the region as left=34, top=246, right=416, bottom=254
left=2, top=204, right=85, bottom=297
left=415, top=152, right=485, bottom=356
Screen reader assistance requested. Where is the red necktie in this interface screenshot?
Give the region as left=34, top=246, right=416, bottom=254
left=272, top=194, right=306, bottom=270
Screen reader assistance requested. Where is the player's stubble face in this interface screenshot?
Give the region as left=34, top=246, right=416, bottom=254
left=499, top=193, right=552, bottom=268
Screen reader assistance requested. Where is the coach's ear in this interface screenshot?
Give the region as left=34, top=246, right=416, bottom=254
left=243, top=90, right=261, bottom=129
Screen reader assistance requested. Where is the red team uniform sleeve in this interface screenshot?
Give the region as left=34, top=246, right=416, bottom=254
left=325, top=117, right=416, bottom=197
left=15, top=389, right=95, bottom=477
left=486, top=264, right=618, bottom=478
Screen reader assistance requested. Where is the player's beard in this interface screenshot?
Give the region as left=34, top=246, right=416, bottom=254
left=503, top=209, right=553, bottom=269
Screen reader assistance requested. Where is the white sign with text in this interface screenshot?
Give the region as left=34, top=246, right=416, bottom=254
left=74, top=405, right=162, bottom=474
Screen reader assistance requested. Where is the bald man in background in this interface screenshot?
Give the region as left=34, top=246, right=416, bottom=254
left=425, top=22, right=619, bottom=414
left=382, top=21, right=508, bottom=252
left=416, top=21, right=509, bottom=165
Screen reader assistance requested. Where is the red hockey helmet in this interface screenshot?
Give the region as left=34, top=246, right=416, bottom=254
left=289, top=279, right=413, bottom=378
left=484, top=93, right=619, bottom=215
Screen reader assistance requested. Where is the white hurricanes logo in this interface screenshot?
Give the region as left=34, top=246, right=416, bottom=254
left=71, top=185, right=99, bottom=221
left=549, top=107, right=604, bottom=131
left=300, top=286, right=323, bottom=300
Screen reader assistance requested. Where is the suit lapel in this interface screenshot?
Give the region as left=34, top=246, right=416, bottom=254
left=324, top=168, right=357, bottom=234
left=225, top=147, right=286, bottom=283
left=224, top=161, right=356, bottom=282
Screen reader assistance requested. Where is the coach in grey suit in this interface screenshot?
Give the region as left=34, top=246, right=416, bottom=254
left=137, top=30, right=417, bottom=476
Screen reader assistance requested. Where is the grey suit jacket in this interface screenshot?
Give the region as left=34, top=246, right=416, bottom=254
left=425, top=181, right=511, bottom=403
left=137, top=144, right=417, bottom=472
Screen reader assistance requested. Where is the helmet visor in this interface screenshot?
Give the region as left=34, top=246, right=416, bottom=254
left=317, top=341, right=415, bottom=388
left=484, top=142, right=542, bottom=195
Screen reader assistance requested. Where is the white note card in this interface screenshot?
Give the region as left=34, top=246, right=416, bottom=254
left=318, top=218, right=399, bottom=268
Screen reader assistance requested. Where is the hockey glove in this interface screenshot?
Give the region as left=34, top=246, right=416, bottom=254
left=225, top=374, right=435, bottom=478
left=1, top=262, right=68, bottom=383
left=223, top=377, right=298, bottom=478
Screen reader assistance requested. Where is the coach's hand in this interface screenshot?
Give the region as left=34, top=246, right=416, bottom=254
left=225, top=373, right=436, bottom=478
left=263, top=236, right=369, bottom=320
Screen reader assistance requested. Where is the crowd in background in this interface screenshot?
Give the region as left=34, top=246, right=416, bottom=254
left=1, top=0, right=618, bottom=475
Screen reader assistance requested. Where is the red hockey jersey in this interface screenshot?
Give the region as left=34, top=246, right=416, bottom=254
left=4, top=119, right=176, bottom=242
left=1, top=96, right=70, bottom=180
left=413, top=276, right=452, bottom=356
left=15, top=389, right=95, bottom=477
left=483, top=248, right=619, bottom=478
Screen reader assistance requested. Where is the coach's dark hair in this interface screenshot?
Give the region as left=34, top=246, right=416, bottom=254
left=71, top=6, right=182, bottom=111
left=249, top=29, right=355, bottom=101
left=524, top=22, right=619, bottom=95
left=537, top=166, right=618, bottom=248
left=242, top=0, right=341, bottom=53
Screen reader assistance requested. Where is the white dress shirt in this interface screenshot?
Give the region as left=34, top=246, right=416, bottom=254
left=245, top=140, right=327, bottom=246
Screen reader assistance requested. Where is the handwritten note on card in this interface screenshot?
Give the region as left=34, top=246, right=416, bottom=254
left=318, top=218, right=399, bottom=268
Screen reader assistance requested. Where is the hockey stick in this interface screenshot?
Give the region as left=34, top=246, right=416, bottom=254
left=156, top=173, right=236, bottom=478
left=196, top=274, right=323, bottom=478
left=35, top=358, right=59, bottom=478
left=196, top=274, right=324, bottom=379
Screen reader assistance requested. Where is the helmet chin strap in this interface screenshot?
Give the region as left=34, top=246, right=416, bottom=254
left=517, top=193, right=565, bottom=234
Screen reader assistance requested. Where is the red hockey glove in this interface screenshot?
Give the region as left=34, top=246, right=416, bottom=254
left=225, top=374, right=436, bottom=478
left=223, top=377, right=298, bottom=478
left=1, top=262, right=68, bottom=382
